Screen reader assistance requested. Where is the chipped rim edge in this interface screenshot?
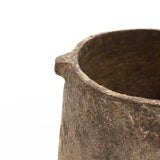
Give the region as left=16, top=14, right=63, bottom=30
left=69, top=28, right=160, bottom=106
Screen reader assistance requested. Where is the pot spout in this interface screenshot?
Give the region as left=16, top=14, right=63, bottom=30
left=55, top=52, right=73, bottom=79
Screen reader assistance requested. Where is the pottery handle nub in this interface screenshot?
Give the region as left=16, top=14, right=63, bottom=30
left=55, top=52, right=73, bottom=79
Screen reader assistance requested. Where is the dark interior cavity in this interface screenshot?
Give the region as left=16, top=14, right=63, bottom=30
left=78, top=30, right=160, bottom=100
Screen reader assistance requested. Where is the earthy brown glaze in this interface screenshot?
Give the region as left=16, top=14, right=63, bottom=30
left=55, top=29, right=160, bottom=160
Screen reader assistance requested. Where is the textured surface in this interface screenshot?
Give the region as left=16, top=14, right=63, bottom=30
left=55, top=29, right=160, bottom=160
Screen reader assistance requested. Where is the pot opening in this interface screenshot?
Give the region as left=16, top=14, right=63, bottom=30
left=79, top=29, right=160, bottom=100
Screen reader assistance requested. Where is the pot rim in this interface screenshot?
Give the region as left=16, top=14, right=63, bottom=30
left=73, top=28, right=160, bottom=106
left=55, top=28, right=160, bottom=107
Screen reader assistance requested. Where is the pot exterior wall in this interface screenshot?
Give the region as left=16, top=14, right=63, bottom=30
left=57, top=67, right=160, bottom=160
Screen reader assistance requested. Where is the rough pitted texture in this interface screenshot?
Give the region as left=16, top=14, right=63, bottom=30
left=55, top=29, right=160, bottom=160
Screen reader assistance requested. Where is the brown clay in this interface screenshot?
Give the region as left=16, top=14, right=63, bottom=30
left=55, top=29, right=160, bottom=160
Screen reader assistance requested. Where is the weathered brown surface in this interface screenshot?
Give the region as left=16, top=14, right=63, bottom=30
left=55, top=29, right=160, bottom=160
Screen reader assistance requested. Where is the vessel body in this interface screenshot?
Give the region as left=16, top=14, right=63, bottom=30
left=55, top=29, right=160, bottom=160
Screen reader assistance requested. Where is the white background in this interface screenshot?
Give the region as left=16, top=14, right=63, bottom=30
left=0, top=0, right=160, bottom=159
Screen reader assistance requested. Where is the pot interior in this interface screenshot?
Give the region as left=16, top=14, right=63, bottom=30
left=79, top=30, right=160, bottom=100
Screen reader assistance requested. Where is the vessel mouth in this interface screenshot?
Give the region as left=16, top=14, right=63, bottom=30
left=78, top=29, right=160, bottom=102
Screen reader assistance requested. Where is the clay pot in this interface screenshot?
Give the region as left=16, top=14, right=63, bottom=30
left=55, top=29, right=160, bottom=160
